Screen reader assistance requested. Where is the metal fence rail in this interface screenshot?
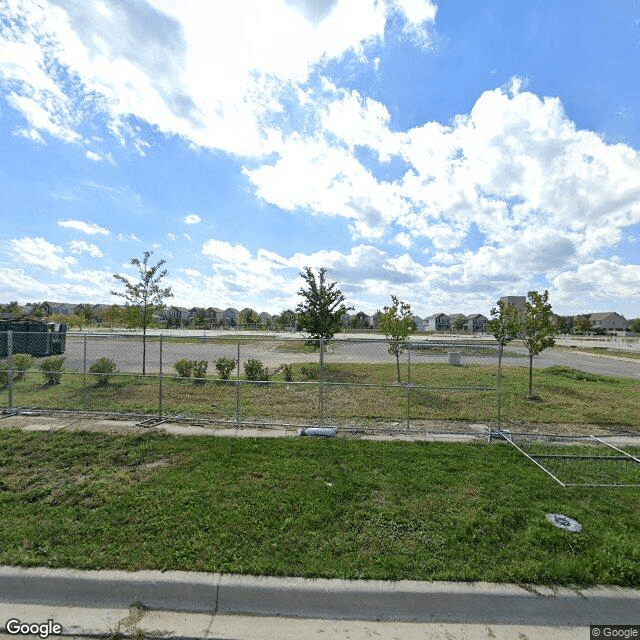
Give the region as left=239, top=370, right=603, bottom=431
left=497, top=431, right=640, bottom=487
left=0, top=331, right=500, bottom=431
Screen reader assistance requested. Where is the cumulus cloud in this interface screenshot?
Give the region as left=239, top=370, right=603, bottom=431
left=1, top=1, right=437, bottom=157
left=58, top=219, right=110, bottom=235
left=118, top=232, right=140, bottom=241
left=68, top=240, right=103, bottom=257
left=183, top=214, right=201, bottom=224
left=10, top=237, right=77, bottom=271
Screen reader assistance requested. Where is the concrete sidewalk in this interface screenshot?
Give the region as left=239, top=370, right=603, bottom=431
left=1, top=566, right=638, bottom=638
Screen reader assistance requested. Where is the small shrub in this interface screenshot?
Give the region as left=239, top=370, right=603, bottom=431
left=12, top=353, right=33, bottom=381
left=174, top=358, right=193, bottom=378
left=40, top=356, right=65, bottom=385
left=283, top=364, right=293, bottom=382
left=192, top=360, right=208, bottom=382
left=300, top=365, right=319, bottom=380
left=244, top=359, right=269, bottom=381
left=89, top=357, right=117, bottom=386
left=215, top=357, right=236, bottom=380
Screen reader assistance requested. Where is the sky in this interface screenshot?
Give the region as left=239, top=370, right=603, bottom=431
left=1, top=0, right=639, bottom=319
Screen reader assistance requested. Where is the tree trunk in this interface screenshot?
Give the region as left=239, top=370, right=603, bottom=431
left=528, top=353, right=533, bottom=398
left=396, top=353, right=401, bottom=384
left=142, top=324, right=147, bottom=376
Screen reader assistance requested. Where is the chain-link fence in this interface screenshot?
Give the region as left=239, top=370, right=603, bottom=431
left=0, top=332, right=501, bottom=432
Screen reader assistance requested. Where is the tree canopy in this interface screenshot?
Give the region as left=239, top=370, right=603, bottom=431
left=295, top=267, right=350, bottom=345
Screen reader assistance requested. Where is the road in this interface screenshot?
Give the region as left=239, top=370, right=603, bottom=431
left=55, top=334, right=640, bottom=380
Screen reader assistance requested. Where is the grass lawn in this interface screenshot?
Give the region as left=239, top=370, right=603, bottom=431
left=0, top=430, right=638, bottom=586
left=1, top=363, right=639, bottom=429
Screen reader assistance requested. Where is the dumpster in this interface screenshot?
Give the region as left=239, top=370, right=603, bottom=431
left=7, top=321, right=28, bottom=354
left=50, top=324, right=67, bottom=355
left=0, top=321, right=7, bottom=357
left=0, top=319, right=67, bottom=357
left=26, top=321, right=49, bottom=357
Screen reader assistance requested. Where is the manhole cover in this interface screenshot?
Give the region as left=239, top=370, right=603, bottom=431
left=546, top=513, right=582, bottom=532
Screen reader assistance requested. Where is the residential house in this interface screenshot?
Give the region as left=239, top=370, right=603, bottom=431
left=42, top=301, right=77, bottom=316
left=464, top=314, right=488, bottom=332
left=162, top=306, right=189, bottom=326
left=448, top=313, right=467, bottom=331
left=425, top=313, right=450, bottom=332
left=258, top=312, right=272, bottom=327
left=352, top=311, right=373, bottom=329
left=412, top=315, right=425, bottom=332
left=586, top=312, right=628, bottom=333
left=205, top=307, right=224, bottom=324
left=222, top=308, right=239, bottom=326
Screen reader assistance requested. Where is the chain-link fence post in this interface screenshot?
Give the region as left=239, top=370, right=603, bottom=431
left=82, top=334, right=87, bottom=410
left=235, top=339, right=241, bottom=426
left=494, top=347, right=503, bottom=442
left=406, top=340, right=411, bottom=430
left=159, top=334, right=163, bottom=420
left=319, top=336, right=324, bottom=424
left=7, top=331, right=13, bottom=411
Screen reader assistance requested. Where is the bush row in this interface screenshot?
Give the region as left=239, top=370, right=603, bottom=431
left=0, top=356, right=318, bottom=389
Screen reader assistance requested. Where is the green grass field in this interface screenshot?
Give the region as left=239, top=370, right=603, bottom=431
left=0, top=429, right=638, bottom=586
left=1, top=363, right=639, bottom=429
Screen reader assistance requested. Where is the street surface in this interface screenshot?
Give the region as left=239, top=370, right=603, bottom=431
left=55, top=333, right=640, bottom=379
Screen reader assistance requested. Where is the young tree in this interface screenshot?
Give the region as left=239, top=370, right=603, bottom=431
left=488, top=299, right=522, bottom=380
left=111, top=251, right=173, bottom=375
left=452, top=316, right=466, bottom=331
left=629, top=318, right=640, bottom=333
left=295, top=267, right=351, bottom=346
left=378, top=295, right=415, bottom=383
left=521, top=290, right=556, bottom=398
left=102, top=304, right=124, bottom=329
left=574, top=316, right=592, bottom=334
left=277, top=309, right=297, bottom=331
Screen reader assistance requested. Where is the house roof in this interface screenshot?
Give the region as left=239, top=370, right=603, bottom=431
left=589, top=312, right=626, bottom=321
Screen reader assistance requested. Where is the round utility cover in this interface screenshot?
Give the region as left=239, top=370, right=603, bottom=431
left=546, top=514, right=582, bottom=533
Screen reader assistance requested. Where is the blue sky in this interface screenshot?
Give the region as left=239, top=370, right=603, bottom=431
left=1, top=0, right=639, bottom=318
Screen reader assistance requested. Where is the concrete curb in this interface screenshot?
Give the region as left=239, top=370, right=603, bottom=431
left=1, top=566, right=639, bottom=624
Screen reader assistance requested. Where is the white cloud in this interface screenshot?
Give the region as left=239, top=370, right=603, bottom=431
left=68, top=240, right=103, bottom=257
left=1, top=0, right=436, bottom=157
left=10, top=237, right=77, bottom=271
left=118, top=232, right=140, bottom=241
left=58, top=219, right=110, bottom=235
left=183, top=214, right=201, bottom=224
left=167, top=233, right=177, bottom=242
left=85, top=149, right=115, bottom=164
left=391, top=0, right=437, bottom=45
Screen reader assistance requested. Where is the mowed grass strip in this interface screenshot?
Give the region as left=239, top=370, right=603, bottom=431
left=0, top=429, right=639, bottom=586
left=1, top=363, right=639, bottom=427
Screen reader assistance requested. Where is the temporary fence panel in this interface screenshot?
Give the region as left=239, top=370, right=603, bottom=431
left=498, top=431, right=640, bottom=487
left=1, top=332, right=501, bottom=432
